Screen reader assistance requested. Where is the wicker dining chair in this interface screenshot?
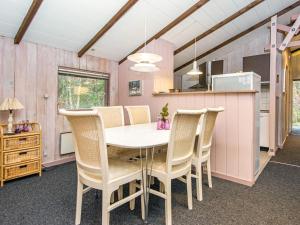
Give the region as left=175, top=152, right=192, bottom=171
left=145, top=109, right=206, bottom=225
left=59, top=109, right=144, bottom=225
left=124, top=105, right=151, bottom=125
left=192, top=107, right=224, bottom=201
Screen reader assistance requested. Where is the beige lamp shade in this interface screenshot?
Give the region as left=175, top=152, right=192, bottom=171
left=0, top=98, right=24, bottom=111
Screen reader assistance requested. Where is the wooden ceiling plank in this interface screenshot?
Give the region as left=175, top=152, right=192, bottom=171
left=14, top=0, right=43, bottom=44
left=174, top=1, right=300, bottom=72
left=174, top=0, right=264, bottom=55
left=118, top=0, right=209, bottom=64
left=78, top=0, right=138, bottom=57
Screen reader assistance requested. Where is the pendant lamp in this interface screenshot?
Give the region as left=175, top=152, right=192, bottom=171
left=187, top=38, right=202, bottom=75
left=128, top=16, right=162, bottom=72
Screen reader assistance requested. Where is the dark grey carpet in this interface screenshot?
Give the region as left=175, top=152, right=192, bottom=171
left=271, top=135, right=300, bottom=166
left=0, top=161, right=299, bottom=225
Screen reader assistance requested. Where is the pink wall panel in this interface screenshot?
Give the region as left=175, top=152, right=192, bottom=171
left=225, top=94, right=239, bottom=177
left=214, top=95, right=227, bottom=174
left=0, top=36, right=119, bottom=164
left=238, top=94, right=255, bottom=181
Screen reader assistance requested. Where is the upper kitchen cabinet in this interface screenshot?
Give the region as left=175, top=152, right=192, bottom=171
left=243, top=54, right=270, bottom=83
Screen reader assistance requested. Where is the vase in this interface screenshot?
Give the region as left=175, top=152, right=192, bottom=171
left=157, top=118, right=164, bottom=130
left=164, top=119, right=170, bottom=130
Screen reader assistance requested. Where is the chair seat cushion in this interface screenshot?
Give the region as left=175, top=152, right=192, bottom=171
left=107, top=145, right=140, bottom=159
left=79, top=158, right=141, bottom=184
left=148, top=152, right=190, bottom=174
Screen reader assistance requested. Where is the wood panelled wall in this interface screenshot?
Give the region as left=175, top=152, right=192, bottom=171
left=0, top=36, right=118, bottom=164
left=120, top=92, right=256, bottom=185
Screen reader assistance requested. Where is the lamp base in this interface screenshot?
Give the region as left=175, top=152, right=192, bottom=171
left=7, top=110, right=14, bottom=134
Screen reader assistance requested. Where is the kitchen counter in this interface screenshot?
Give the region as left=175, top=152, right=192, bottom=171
left=153, top=90, right=257, bottom=96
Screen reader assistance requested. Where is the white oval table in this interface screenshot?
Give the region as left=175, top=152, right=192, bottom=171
left=105, top=122, right=170, bottom=148
left=105, top=122, right=170, bottom=224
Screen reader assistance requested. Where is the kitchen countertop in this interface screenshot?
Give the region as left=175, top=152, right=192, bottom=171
left=153, top=90, right=257, bottom=96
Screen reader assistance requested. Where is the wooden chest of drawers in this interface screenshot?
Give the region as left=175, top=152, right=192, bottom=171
left=0, top=123, right=42, bottom=187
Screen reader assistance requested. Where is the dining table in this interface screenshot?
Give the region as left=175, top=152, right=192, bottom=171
left=105, top=122, right=201, bottom=224
left=105, top=122, right=170, bottom=224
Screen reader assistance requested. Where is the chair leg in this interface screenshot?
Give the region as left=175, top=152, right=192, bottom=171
left=186, top=171, right=193, bottom=210
left=129, top=181, right=136, bottom=210
left=159, top=182, right=164, bottom=193
left=110, top=192, right=115, bottom=204
left=141, top=191, right=145, bottom=220
left=75, top=180, right=83, bottom=225
left=102, top=191, right=110, bottom=225
left=207, top=159, right=212, bottom=188
left=165, top=180, right=172, bottom=225
left=150, top=176, right=155, bottom=185
left=118, top=185, right=124, bottom=200
left=196, top=163, right=203, bottom=201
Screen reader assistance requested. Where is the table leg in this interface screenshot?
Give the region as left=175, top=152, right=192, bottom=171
left=140, top=147, right=155, bottom=224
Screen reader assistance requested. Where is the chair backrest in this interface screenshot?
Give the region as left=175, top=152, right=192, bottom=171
left=195, top=107, right=224, bottom=158
left=93, top=106, right=124, bottom=128
left=166, top=109, right=206, bottom=172
left=125, top=105, right=151, bottom=125
left=59, top=109, right=109, bottom=182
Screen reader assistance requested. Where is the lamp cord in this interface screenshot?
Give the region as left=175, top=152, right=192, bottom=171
left=194, top=37, right=197, bottom=60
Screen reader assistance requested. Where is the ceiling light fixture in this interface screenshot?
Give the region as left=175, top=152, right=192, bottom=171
left=128, top=16, right=162, bottom=72
left=187, top=37, right=202, bottom=76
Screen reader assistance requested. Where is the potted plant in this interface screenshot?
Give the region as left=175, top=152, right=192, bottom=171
left=157, top=103, right=170, bottom=130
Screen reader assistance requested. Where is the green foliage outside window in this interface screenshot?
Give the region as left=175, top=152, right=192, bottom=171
left=293, top=81, right=300, bottom=126
left=58, top=74, right=107, bottom=110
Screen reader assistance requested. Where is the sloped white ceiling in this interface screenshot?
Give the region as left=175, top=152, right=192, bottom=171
left=0, top=0, right=299, bottom=66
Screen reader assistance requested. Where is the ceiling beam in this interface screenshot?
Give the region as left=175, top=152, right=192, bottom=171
left=119, top=0, right=209, bottom=64
left=14, top=0, right=43, bottom=44
left=78, top=0, right=138, bottom=57
left=174, top=1, right=300, bottom=72
left=174, top=0, right=264, bottom=55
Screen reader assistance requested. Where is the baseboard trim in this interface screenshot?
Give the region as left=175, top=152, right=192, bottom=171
left=255, top=154, right=272, bottom=181
left=42, top=155, right=75, bottom=168
left=211, top=171, right=255, bottom=187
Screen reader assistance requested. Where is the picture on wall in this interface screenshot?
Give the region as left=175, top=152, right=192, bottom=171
left=129, top=80, right=142, bottom=96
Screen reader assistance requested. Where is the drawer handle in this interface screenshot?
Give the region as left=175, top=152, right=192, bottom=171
left=19, top=137, right=27, bottom=141
left=19, top=152, right=28, bottom=155
left=19, top=165, right=28, bottom=169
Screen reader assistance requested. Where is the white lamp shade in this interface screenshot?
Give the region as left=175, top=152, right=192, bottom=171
left=130, top=62, right=160, bottom=73
left=127, top=52, right=162, bottom=63
left=0, top=98, right=24, bottom=111
left=187, top=61, right=203, bottom=75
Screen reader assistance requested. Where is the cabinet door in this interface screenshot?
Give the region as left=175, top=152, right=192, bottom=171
left=243, top=54, right=270, bottom=82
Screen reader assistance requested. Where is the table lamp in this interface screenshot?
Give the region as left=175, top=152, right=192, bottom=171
left=0, top=98, right=24, bottom=134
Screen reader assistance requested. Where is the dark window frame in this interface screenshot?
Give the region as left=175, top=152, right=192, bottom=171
left=57, top=67, right=110, bottom=111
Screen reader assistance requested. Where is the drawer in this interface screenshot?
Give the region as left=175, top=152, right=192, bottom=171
left=3, top=148, right=40, bottom=165
left=3, top=135, right=40, bottom=151
left=4, top=161, right=40, bottom=180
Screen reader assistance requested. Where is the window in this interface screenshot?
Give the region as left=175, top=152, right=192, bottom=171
left=58, top=67, right=109, bottom=110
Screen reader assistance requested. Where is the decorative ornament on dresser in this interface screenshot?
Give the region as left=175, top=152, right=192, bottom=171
left=0, top=98, right=24, bottom=134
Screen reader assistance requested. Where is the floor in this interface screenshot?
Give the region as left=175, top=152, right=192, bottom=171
left=0, top=142, right=299, bottom=225
left=271, top=134, right=300, bottom=166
